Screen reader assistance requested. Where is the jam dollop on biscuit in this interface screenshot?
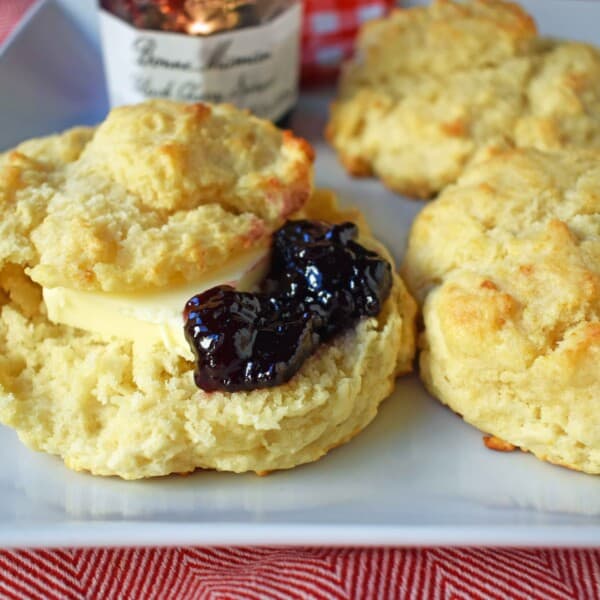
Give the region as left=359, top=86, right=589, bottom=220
left=184, top=220, right=392, bottom=391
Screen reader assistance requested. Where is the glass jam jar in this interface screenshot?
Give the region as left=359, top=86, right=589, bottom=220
left=98, top=1, right=301, bottom=124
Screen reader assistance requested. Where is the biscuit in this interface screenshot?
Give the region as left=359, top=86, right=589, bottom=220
left=0, top=102, right=417, bottom=479
left=402, top=148, right=600, bottom=473
left=327, top=0, right=600, bottom=198
left=1, top=99, right=314, bottom=292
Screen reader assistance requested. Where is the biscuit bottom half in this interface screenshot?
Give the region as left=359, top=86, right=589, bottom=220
left=0, top=207, right=416, bottom=480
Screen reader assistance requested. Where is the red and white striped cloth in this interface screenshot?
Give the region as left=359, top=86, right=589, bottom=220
left=0, top=0, right=34, bottom=43
left=1, top=3, right=600, bottom=599
left=1, top=546, right=600, bottom=599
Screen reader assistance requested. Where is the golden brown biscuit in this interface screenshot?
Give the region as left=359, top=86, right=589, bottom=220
left=327, top=0, right=600, bottom=198
left=0, top=102, right=417, bottom=479
left=402, top=148, right=600, bottom=473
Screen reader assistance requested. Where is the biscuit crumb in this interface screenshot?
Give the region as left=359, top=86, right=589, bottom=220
left=483, top=435, right=517, bottom=452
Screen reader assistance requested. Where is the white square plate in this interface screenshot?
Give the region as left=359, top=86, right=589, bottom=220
left=1, top=0, right=600, bottom=548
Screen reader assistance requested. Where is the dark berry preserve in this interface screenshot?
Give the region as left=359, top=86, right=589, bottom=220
left=184, top=220, right=392, bottom=392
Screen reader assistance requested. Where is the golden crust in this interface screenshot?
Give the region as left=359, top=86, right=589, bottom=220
left=0, top=189, right=417, bottom=479
left=327, top=0, right=600, bottom=197
left=1, top=100, right=314, bottom=292
left=402, top=148, right=600, bottom=474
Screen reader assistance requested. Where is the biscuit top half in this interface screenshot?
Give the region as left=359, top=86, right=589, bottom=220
left=0, top=100, right=314, bottom=292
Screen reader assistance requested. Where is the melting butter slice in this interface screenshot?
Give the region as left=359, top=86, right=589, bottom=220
left=43, top=248, right=270, bottom=359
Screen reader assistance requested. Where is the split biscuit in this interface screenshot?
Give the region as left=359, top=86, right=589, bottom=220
left=0, top=101, right=417, bottom=479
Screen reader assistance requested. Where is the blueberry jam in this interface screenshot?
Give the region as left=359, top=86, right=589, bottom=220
left=183, top=287, right=319, bottom=392
left=183, top=220, right=392, bottom=392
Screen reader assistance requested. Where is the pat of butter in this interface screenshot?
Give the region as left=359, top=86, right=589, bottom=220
left=43, top=248, right=269, bottom=359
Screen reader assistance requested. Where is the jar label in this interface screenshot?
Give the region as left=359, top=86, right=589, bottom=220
left=99, top=4, right=301, bottom=121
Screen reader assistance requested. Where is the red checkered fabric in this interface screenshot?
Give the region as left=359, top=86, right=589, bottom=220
left=302, top=0, right=395, bottom=85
